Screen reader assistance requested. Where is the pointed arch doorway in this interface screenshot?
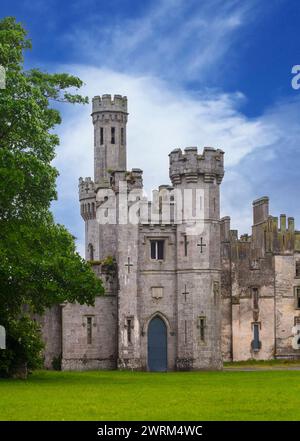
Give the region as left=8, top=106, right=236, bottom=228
left=147, top=316, right=167, bottom=371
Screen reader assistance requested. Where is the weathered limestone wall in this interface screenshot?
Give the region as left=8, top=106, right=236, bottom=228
left=61, top=295, right=118, bottom=370
left=39, top=305, right=62, bottom=369
left=275, top=255, right=300, bottom=358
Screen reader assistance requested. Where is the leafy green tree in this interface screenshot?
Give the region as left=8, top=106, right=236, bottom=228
left=0, top=17, right=104, bottom=377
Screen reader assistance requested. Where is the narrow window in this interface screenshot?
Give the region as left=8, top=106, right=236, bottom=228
left=295, top=287, right=300, bottom=309
left=111, top=127, right=115, bottom=144
left=157, top=241, right=164, bottom=259
left=87, top=317, right=93, bottom=344
left=264, top=230, right=267, bottom=251
left=127, top=319, right=132, bottom=344
left=252, top=287, right=259, bottom=310
left=150, top=240, right=164, bottom=260
left=294, top=316, right=300, bottom=326
left=199, top=316, right=206, bottom=342
left=296, top=262, right=300, bottom=278
left=88, top=243, right=94, bottom=261
left=100, top=127, right=104, bottom=145
left=121, top=127, right=124, bottom=145
left=159, top=196, right=163, bottom=214
left=252, top=323, right=261, bottom=351
left=184, top=235, right=188, bottom=257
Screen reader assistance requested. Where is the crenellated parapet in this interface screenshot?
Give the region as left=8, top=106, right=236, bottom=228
left=79, top=177, right=96, bottom=200
left=127, top=168, right=143, bottom=191
left=169, top=146, right=224, bottom=185
left=92, top=94, right=128, bottom=114
left=263, top=214, right=298, bottom=254
left=110, top=168, right=143, bottom=193
left=79, top=177, right=96, bottom=220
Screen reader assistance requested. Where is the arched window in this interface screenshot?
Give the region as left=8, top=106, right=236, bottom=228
left=88, top=243, right=94, bottom=261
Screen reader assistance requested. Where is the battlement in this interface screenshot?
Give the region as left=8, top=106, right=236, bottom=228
left=78, top=177, right=96, bottom=201
left=220, top=216, right=231, bottom=241
left=265, top=214, right=295, bottom=234
left=111, top=168, right=143, bottom=192
left=169, top=146, right=224, bottom=185
left=253, top=196, right=269, bottom=225
left=92, top=94, right=128, bottom=114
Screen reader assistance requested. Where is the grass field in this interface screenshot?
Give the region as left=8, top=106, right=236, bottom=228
left=0, top=369, right=300, bottom=420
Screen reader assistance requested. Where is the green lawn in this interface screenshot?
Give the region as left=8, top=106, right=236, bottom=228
left=0, top=369, right=300, bottom=420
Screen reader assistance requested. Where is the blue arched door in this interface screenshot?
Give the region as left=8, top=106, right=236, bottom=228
left=148, top=317, right=167, bottom=371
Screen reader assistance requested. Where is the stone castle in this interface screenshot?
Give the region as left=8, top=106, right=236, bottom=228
left=40, top=94, right=300, bottom=371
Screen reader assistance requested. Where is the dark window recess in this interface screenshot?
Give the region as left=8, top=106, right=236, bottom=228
left=264, top=230, right=267, bottom=251
left=121, top=127, right=124, bottom=145
left=252, top=288, right=259, bottom=310
left=296, top=262, right=300, bottom=277
left=296, top=287, right=300, bottom=309
left=184, top=235, right=188, bottom=257
left=87, top=317, right=93, bottom=344
left=199, top=317, right=206, bottom=341
left=295, top=316, right=300, bottom=325
left=88, top=243, right=94, bottom=261
left=159, top=196, right=162, bottom=214
left=127, top=319, right=132, bottom=344
left=111, top=127, right=115, bottom=144
left=100, top=127, right=104, bottom=145
left=150, top=240, right=164, bottom=260
left=251, top=323, right=261, bottom=351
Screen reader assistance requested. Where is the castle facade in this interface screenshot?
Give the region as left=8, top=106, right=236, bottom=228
left=40, top=94, right=300, bottom=371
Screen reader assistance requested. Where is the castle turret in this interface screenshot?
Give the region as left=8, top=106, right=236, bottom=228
left=79, top=177, right=96, bottom=221
left=78, top=177, right=97, bottom=260
left=92, top=94, right=128, bottom=186
left=169, top=146, right=224, bottom=370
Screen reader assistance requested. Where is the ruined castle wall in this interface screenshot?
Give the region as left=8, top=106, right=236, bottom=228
left=220, top=239, right=233, bottom=362
left=229, top=239, right=275, bottom=361
left=39, top=305, right=62, bottom=369
left=275, top=254, right=300, bottom=358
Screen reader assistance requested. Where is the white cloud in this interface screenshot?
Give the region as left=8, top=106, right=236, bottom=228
left=52, top=65, right=299, bottom=254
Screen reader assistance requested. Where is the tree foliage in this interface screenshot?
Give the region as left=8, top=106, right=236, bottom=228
left=0, top=17, right=104, bottom=376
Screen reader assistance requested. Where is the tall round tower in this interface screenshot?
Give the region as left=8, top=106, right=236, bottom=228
left=92, top=94, right=128, bottom=186
left=169, top=146, right=224, bottom=370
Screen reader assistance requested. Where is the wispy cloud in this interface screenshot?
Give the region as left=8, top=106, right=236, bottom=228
left=64, top=0, right=259, bottom=83
left=51, top=66, right=300, bottom=255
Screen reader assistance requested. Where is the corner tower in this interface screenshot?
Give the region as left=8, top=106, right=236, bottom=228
left=92, top=94, right=128, bottom=185
left=169, top=146, right=224, bottom=370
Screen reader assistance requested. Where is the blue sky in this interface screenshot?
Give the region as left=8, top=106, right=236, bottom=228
left=2, top=0, right=300, bottom=254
